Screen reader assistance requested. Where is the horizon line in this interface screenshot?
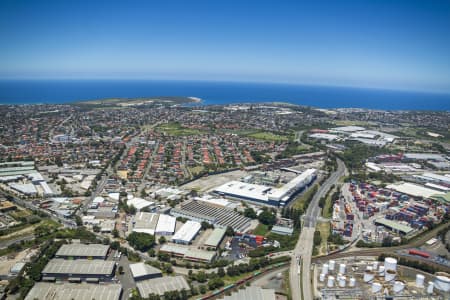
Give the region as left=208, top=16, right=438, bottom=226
left=1, top=77, right=450, bottom=96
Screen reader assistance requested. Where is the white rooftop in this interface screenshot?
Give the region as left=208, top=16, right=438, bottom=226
left=155, top=214, right=176, bottom=234
left=172, top=220, right=201, bottom=243
left=386, top=182, right=444, bottom=198
left=127, top=197, right=154, bottom=210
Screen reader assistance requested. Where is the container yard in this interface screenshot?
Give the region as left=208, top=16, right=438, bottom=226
left=337, top=180, right=450, bottom=244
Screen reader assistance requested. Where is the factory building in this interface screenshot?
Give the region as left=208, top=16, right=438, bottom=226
left=154, top=214, right=176, bottom=236
left=203, top=227, right=227, bottom=249
left=170, top=200, right=251, bottom=232
left=213, top=169, right=317, bottom=206
left=25, top=282, right=122, bottom=300
left=41, top=259, right=116, bottom=282
left=55, top=243, right=110, bottom=260
left=171, top=220, right=201, bottom=245
left=136, top=276, right=190, bottom=298
left=129, top=262, right=162, bottom=281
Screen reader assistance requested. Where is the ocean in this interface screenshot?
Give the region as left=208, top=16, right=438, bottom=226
left=0, top=79, right=449, bottom=111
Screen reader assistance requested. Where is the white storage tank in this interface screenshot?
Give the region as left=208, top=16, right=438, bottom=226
left=415, top=274, right=425, bottom=288
left=319, top=273, right=325, bottom=282
left=327, top=276, right=335, bottom=288
left=384, top=257, right=397, bottom=272
left=321, top=263, right=329, bottom=275
left=393, top=281, right=405, bottom=293
left=434, top=275, right=450, bottom=292
left=385, top=269, right=396, bottom=282
left=372, top=282, right=382, bottom=293
left=427, top=282, right=434, bottom=294
left=349, top=277, right=356, bottom=287
left=378, top=265, right=385, bottom=276
left=329, top=260, right=335, bottom=271
left=339, top=276, right=346, bottom=287
left=372, top=261, right=378, bottom=270
left=364, top=271, right=375, bottom=283
left=366, top=266, right=373, bottom=272
left=339, top=263, right=346, bottom=274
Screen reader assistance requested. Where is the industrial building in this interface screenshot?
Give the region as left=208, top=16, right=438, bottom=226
left=129, top=262, right=162, bottom=281
left=374, top=218, right=415, bottom=236
left=170, top=200, right=251, bottom=232
left=271, top=225, right=294, bottom=236
left=154, top=214, right=176, bottom=236
left=55, top=243, right=110, bottom=260
left=130, top=212, right=159, bottom=235
left=41, top=259, right=116, bottom=281
left=203, top=227, right=227, bottom=249
left=171, top=220, right=201, bottom=245
left=25, top=282, right=122, bottom=300
left=159, top=244, right=216, bottom=263
left=127, top=197, right=154, bottom=211
left=136, top=276, right=190, bottom=297
left=221, top=286, right=275, bottom=300
left=213, top=168, right=317, bottom=206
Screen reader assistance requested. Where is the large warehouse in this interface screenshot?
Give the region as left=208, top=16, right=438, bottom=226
left=170, top=200, right=251, bottom=232
left=55, top=243, right=110, bottom=260
left=213, top=168, right=317, bottom=206
left=41, top=259, right=116, bottom=281
left=25, top=282, right=122, bottom=300
left=131, top=212, right=159, bottom=235
left=155, top=214, right=176, bottom=236
left=136, top=276, right=190, bottom=298
left=171, top=220, right=202, bottom=244
left=129, top=262, right=162, bottom=281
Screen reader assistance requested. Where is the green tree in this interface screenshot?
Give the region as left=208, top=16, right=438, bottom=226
left=127, top=232, right=155, bottom=252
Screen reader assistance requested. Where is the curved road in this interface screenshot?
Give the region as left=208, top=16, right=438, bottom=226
left=290, top=158, right=347, bottom=300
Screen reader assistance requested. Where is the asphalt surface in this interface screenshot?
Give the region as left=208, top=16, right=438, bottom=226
left=290, top=158, right=346, bottom=300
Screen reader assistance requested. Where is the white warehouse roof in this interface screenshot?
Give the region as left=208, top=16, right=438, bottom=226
left=172, top=220, right=201, bottom=244
left=127, top=198, right=154, bottom=211
left=386, top=182, right=444, bottom=199
left=155, top=214, right=176, bottom=235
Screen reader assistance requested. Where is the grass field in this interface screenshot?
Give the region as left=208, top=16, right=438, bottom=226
left=316, top=222, right=330, bottom=256
left=245, top=131, right=290, bottom=142
left=253, top=224, right=269, bottom=236
left=291, top=184, right=319, bottom=211
left=156, top=122, right=204, bottom=136
left=322, top=188, right=336, bottom=219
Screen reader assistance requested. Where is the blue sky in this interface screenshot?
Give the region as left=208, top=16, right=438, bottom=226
left=1, top=0, right=450, bottom=92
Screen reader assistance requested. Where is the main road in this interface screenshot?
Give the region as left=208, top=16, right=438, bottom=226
left=290, top=158, right=347, bottom=300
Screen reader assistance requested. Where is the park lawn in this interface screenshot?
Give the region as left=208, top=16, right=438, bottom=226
left=156, top=122, right=204, bottom=136
left=316, top=222, right=330, bottom=256
left=245, top=131, right=290, bottom=142
left=253, top=224, right=269, bottom=236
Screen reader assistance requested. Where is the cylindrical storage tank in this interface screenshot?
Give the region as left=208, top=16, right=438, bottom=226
left=366, top=266, right=373, bottom=272
left=434, top=275, right=450, bottom=292
left=372, top=261, right=378, bottom=270
left=416, top=274, right=425, bottom=288
left=327, top=276, right=335, bottom=288
left=364, top=271, right=375, bottom=283
left=384, top=257, right=397, bottom=272
left=329, top=260, right=335, bottom=271
left=339, top=276, right=346, bottom=288
left=339, top=263, right=346, bottom=274
left=372, top=282, right=382, bottom=293
left=385, top=269, right=396, bottom=282
left=321, top=263, right=329, bottom=275
left=319, top=273, right=325, bottom=282
left=349, top=277, right=356, bottom=287
left=378, top=266, right=385, bottom=276
left=427, top=282, right=434, bottom=294
left=393, top=281, right=405, bottom=293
